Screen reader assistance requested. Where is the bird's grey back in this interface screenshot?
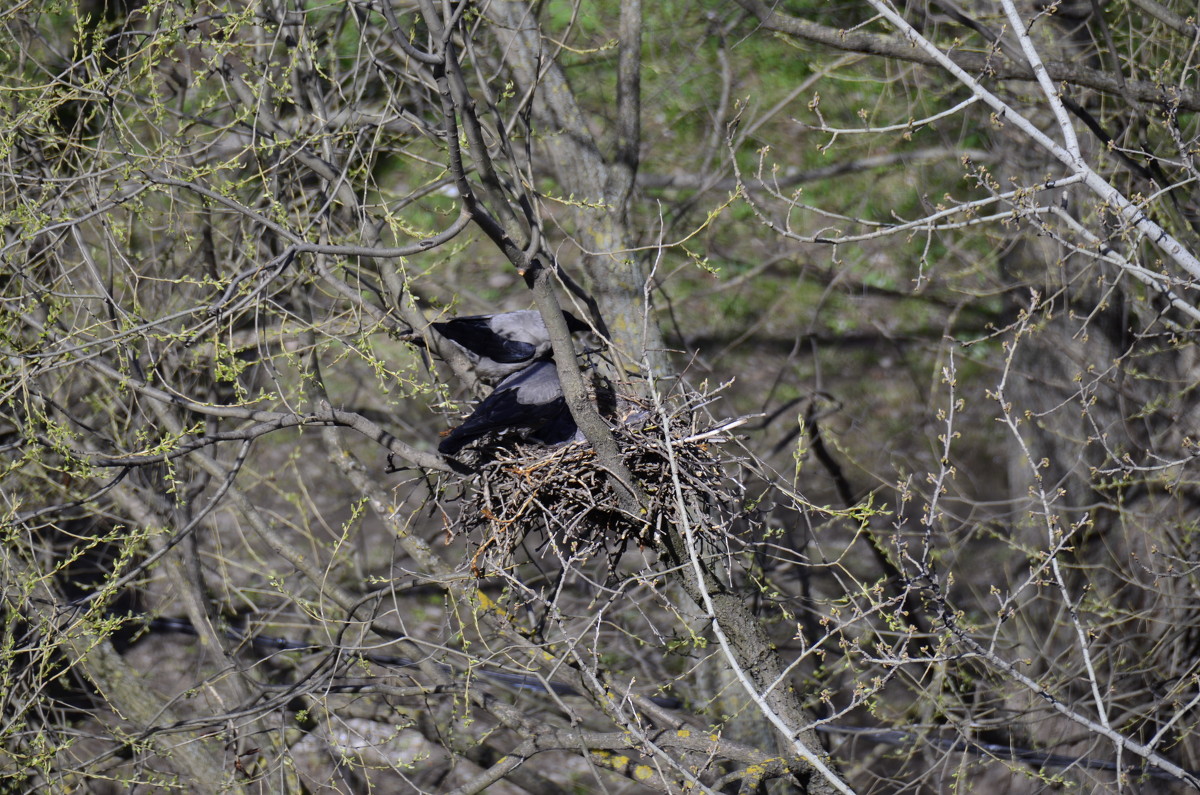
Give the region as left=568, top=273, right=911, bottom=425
left=501, top=360, right=564, bottom=404
left=489, top=311, right=550, bottom=346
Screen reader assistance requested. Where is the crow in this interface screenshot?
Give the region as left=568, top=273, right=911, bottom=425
left=432, top=309, right=590, bottom=382
left=438, top=360, right=582, bottom=455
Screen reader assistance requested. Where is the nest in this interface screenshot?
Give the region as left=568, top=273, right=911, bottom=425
left=448, top=406, right=744, bottom=575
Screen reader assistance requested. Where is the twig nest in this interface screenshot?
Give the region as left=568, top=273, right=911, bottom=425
left=445, top=405, right=740, bottom=574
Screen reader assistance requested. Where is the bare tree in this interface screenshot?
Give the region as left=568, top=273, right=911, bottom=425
left=4, top=1, right=1200, bottom=793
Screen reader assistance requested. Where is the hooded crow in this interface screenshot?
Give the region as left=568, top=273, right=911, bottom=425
left=438, top=360, right=581, bottom=455
left=432, top=309, right=590, bottom=382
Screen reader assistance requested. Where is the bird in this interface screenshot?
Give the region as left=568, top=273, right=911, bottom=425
left=431, top=309, right=591, bottom=382
left=438, top=360, right=582, bottom=455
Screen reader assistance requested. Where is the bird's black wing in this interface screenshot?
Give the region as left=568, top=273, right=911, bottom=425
left=432, top=318, right=538, bottom=364
left=529, top=405, right=579, bottom=446
left=439, top=388, right=568, bottom=455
